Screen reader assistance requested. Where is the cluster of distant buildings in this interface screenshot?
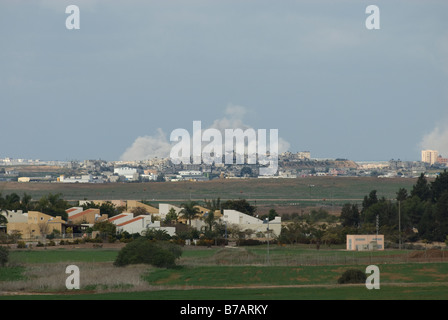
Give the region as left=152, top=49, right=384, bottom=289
left=1, top=149, right=447, bottom=183
left=421, top=150, right=448, bottom=166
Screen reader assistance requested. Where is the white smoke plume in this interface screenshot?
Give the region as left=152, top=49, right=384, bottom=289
left=420, top=120, right=448, bottom=158
left=119, top=104, right=290, bottom=161
left=120, top=128, right=172, bottom=161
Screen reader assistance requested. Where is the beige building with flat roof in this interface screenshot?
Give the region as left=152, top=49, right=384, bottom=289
left=3, top=211, right=66, bottom=239
left=346, top=234, right=384, bottom=251
left=422, top=150, right=439, bottom=165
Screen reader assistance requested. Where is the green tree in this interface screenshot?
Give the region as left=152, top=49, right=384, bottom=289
left=4, top=193, right=21, bottom=211
left=0, top=246, right=8, bottom=267
left=144, top=228, right=171, bottom=241
left=99, top=201, right=120, bottom=217
left=92, top=220, right=117, bottom=239
left=20, top=193, right=33, bottom=211
left=308, top=222, right=327, bottom=250
left=130, top=206, right=149, bottom=217
left=411, top=173, right=431, bottom=202
left=363, top=198, right=399, bottom=234
left=396, top=188, right=409, bottom=202
left=36, top=193, right=69, bottom=220
left=340, top=203, right=360, bottom=228
left=268, top=209, right=278, bottom=221
left=221, top=199, right=256, bottom=216
left=431, top=170, right=448, bottom=202
left=401, top=195, right=425, bottom=228
left=180, top=201, right=200, bottom=226
left=338, top=269, right=367, bottom=284
left=362, top=190, right=378, bottom=213
left=433, top=190, right=448, bottom=241
left=82, top=201, right=119, bottom=217
left=0, top=212, right=7, bottom=226
left=114, top=238, right=181, bottom=268
left=308, top=208, right=331, bottom=223
left=165, top=207, right=178, bottom=224
left=418, top=204, right=437, bottom=241
left=202, top=210, right=216, bottom=231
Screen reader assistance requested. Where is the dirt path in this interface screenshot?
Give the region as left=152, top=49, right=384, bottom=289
left=2, top=281, right=448, bottom=297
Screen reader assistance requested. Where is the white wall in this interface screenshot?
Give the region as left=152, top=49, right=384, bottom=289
left=221, top=210, right=282, bottom=236
left=116, top=216, right=176, bottom=236
left=1, top=210, right=27, bottom=223
left=158, top=203, right=182, bottom=220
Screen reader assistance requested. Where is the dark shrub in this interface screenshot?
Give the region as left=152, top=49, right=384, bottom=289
left=17, top=241, right=26, bottom=249
left=0, top=246, right=8, bottom=267
left=114, top=238, right=182, bottom=268
left=338, top=269, right=367, bottom=284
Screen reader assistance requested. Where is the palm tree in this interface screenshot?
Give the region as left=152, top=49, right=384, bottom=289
left=0, top=212, right=7, bottom=226
left=202, top=210, right=216, bottom=231
left=180, top=201, right=200, bottom=226
left=0, top=206, right=8, bottom=235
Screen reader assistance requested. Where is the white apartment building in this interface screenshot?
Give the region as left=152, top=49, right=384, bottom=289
left=114, top=167, right=141, bottom=181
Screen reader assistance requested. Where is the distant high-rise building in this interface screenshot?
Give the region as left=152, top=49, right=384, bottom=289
left=421, top=150, right=439, bottom=165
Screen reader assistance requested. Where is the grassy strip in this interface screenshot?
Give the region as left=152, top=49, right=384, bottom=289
left=143, top=263, right=448, bottom=287
left=0, top=266, right=27, bottom=281
left=1, top=177, right=417, bottom=202
left=8, top=249, right=119, bottom=264
left=1, top=284, right=447, bottom=300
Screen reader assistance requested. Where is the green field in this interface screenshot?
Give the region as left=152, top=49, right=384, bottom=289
left=1, top=246, right=448, bottom=300
left=0, top=176, right=418, bottom=204
left=144, top=263, right=448, bottom=287
left=1, top=175, right=445, bottom=300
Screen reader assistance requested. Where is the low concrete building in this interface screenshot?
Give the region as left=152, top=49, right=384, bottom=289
left=59, top=174, right=103, bottom=183
left=113, top=167, right=141, bottom=181
left=346, top=234, right=384, bottom=251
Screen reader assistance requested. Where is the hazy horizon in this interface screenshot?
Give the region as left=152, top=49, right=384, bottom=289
left=1, top=1, right=447, bottom=162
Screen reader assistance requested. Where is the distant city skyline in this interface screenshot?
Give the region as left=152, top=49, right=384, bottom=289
left=1, top=1, right=447, bottom=162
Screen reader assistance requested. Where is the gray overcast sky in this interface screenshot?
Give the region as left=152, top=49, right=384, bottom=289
left=1, top=0, right=447, bottom=162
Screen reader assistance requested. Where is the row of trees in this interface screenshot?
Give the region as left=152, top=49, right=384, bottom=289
left=339, top=170, right=448, bottom=243
left=0, top=193, right=70, bottom=220
left=280, top=170, right=448, bottom=248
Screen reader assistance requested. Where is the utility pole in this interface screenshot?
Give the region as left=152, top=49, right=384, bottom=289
left=376, top=214, right=379, bottom=238
left=265, top=218, right=270, bottom=265
left=399, top=200, right=402, bottom=250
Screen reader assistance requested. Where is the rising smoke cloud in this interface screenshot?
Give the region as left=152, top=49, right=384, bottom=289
left=419, top=120, right=448, bottom=157
left=119, top=105, right=291, bottom=161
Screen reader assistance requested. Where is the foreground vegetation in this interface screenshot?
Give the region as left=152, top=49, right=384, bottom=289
left=1, top=173, right=448, bottom=300
left=1, top=245, right=448, bottom=300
